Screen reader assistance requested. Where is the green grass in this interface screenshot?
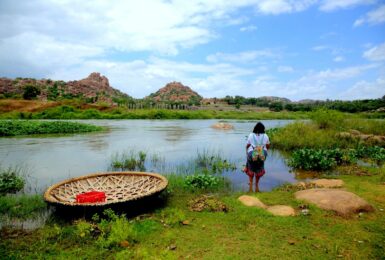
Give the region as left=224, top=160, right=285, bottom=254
left=0, top=194, right=46, bottom=219
left=1, top=171, right=384, bottom=259
left=0, top=120, right=103, bottom=136
left=271, top=117, right=385, bottom=151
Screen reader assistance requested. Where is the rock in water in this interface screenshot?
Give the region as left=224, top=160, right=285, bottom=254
left=211, top=122, right=234, bottom=130
left=238, top=195, right=267, bottom=209
left=295, top=188, right=374, bottom=217
left=266, top=205, right=296, bottom=216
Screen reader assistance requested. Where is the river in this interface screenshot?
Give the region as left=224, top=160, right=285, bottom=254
left=0, top=119, right=298, bottom=193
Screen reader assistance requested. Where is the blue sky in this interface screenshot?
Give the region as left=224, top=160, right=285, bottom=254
left=0, top=0, right=384, bottom=100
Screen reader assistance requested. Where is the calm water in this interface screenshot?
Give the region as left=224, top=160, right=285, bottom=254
left=0, top=119, right=298, bottom=193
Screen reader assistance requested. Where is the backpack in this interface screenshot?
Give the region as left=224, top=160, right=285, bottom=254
left=251, top=134, right=266, bottom=162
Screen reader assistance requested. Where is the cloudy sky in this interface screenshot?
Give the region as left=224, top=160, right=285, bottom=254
left=0, top=0, right=384, bottom=100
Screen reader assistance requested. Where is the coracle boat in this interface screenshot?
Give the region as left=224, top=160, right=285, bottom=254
left=44, top=172, right=168, bottom=206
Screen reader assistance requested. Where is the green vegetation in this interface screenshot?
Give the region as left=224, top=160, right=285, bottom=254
left=0, top=194, right=46, bottom=219
left=0, top=167, right=25, bottom=195
left=271, top=113, right=385, bottom=151
left=1, top=167, right=385, bottom=259
left=270, top=109, right=385, bottom=171
left=183, top=174, right=222, bottom=190
left=0, top=120, right=103, bottom=136
left=22, top=85, right=41, bottom=100
left=0, top=104, right=311, bottom=120
left=110, top=151, right=147, bottom=171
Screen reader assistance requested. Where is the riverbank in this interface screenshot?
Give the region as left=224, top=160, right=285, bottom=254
left=1, top=99, right=383, bottom=120
left=1, top=165, right=384, bottom=259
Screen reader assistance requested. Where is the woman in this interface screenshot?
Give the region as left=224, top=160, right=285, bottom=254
left=243, top=122, right=270, bottom=192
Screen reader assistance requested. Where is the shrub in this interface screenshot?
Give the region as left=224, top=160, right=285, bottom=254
left=0, top=168, right=25, bottom=195
left=289, top=149, right=337, bottom=171
left=23, top=85, right=41, bottom=100
left=310, top=108, right=346, bottom=130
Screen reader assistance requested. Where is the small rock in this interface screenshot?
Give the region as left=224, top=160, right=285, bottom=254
left=266, top=205, right=296, bottom=216
left=168, top=244, right=177, bottom=250
left=119, top=240, right=130, bottom=248
left=301, top=209, right=310, bottom=216
left=182, top=220, right=190, bottom=225
left=288, top=239, right=296, bottom=245
left=238, top=195, right=267, bottom=209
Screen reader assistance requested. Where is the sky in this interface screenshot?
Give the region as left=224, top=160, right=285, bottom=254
left=0, top=0, right=384, bottom=101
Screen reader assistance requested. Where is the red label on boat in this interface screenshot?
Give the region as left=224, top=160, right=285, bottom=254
left=76, top=191, right=106, bottom=203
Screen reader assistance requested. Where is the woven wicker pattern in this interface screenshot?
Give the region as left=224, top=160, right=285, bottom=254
left=44, top=172, right=168, bottom=206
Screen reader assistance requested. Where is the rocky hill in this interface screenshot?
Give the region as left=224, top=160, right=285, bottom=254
left=257, top=96, right=291, bottom=103
left=0, top=72, right=132, bottom=104
left=146, top=82, right=202, bottom=105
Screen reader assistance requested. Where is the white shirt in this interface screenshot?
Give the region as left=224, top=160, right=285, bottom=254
left=246, top=133, right=270, bottom=153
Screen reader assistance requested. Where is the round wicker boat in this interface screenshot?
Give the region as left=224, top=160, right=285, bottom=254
left=44, top=172, right=168, bottom=206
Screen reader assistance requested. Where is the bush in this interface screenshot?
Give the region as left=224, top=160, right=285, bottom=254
left=23, top=85, right=41, bottom=100
left=0, top=168, right=25, bottom=195
left=310, top=108, right=346, bottom=129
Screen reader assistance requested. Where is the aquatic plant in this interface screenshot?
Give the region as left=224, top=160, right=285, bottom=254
left=0, top=120, right=103, bottom=136
left=184, top=174, right=221, bottom=190
left=110, top=151, right=147, bottom=171
left=194, top=150, right=236, bottom=174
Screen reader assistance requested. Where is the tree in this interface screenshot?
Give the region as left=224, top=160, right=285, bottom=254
left=23, top=85, right=40, bottom=100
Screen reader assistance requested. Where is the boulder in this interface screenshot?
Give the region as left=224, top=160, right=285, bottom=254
left=266, top=205, right=296, bottom=216
left=211, top=122, right=234, bottom=130
left=309, top=179, right=344, bottom=188
left=238, top=195, right=267, bottom=209
left=295, top=188, right=374, bottom=217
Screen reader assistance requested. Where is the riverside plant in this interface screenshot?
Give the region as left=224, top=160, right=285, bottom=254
left=110, top=151, right=147, bottom=171
left=0, top=167, right=25, bottom=195
left=0, top=120, right=103, bottom=136
left=289, top=146, right=385, bottom=171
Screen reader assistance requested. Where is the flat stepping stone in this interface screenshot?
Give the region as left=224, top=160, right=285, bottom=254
left=266, top=205, right=295, bottom=216
left=309, top=179, right=344, bottom=188
left=295, top=188, right=374, bottom=217
left=238, top=195, right=267, bottom=209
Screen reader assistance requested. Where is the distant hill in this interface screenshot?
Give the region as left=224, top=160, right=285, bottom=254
left=0, top=72, right=133, bottom=104
left=257, top=96, right=291, bottom=103
left=146, top=81, right=202, bottom=105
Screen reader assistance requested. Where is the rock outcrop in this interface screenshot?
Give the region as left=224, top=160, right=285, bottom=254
left=0, top=73, right=132, bottom=104
left=146, top=82, right=202, bottom=105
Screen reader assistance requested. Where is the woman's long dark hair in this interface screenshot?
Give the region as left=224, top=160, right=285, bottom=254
left=253, top=122, right=265, bottom=134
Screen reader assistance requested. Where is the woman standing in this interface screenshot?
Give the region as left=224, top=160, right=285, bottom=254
left=243, top=122, right=270, bottom=192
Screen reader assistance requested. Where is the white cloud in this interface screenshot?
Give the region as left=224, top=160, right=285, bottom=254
left=354, top=4, right=385, bottom=27
left=319, top=0, right=375, bottom=12
left=312, top=45, right=329, bottom=51
left=240, top=25, right=258, bottom=32
left=334, top=56, right=345, bottom=62
left=256, top=0, right=317, bottom=15
left=277, top=66, right=294, bottom=72
left=363, top=42, right=385, bottom=61
left=339, top=77, right=385, bottom=100
left=206, top=50, right=279, bottom=63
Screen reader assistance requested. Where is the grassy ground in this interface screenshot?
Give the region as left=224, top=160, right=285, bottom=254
left=1, top=165, right=384, bottom=259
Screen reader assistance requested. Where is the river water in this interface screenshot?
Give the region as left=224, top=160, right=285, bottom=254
left=0, top=119, right=298, bottom=193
